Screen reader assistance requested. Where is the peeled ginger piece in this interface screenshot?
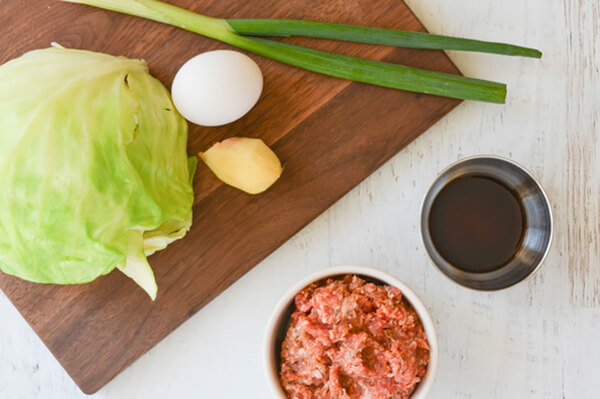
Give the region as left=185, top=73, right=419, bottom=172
left=199, top=137, right=282, bottom=194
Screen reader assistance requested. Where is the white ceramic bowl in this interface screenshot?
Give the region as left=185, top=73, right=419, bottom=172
left=264, top=265, right=438, bottom=398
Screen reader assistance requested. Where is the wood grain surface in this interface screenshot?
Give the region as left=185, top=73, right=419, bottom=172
left=561, top=0, right=600, bottom=307
left=0, top=0, right=461, bottom=394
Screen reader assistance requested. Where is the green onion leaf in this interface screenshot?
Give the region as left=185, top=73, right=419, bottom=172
left=227, top=19, right=542, bottom=59
left=62, top=0, right=506, bottom=103
left=233, top=36, right=507, bottom=103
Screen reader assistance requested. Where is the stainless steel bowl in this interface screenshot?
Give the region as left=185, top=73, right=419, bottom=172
left=420, top=156, right=553, bottom=291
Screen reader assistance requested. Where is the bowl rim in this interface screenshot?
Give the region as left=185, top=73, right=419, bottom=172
left=263, top=265, right=438, bottom=399
left=419, top=154, right=554, bottom=292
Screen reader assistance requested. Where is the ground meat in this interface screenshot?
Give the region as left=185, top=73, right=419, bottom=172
left=280, top=275, right=430, bottom=399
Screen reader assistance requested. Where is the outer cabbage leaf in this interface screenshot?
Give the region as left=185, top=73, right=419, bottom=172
left=0, top=47, right=196, bottom=299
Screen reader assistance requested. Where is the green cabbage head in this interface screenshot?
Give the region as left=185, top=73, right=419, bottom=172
left=0, top=46, right=196, bottom=300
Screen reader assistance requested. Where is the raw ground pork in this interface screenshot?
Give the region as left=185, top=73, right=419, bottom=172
left=280, top=275, right=430, bottom=399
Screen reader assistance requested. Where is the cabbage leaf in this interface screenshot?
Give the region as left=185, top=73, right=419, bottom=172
left=0, top=46, right=196, bottom=300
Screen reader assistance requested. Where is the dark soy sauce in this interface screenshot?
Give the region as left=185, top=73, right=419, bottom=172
left=428, top=175, right=525, bottom=273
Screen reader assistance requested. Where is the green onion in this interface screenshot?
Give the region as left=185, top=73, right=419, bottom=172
left=228, top=19, right=542, bottom=59
left=237, top=38, right=506, bottom=103
left=62, top=0, right=507, bottom=103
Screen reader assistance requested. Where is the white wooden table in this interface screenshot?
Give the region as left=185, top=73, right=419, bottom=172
left=1, top=0, right=598, bottom=397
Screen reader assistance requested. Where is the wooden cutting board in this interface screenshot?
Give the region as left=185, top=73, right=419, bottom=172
left=0, top=0, right=461, bottom=394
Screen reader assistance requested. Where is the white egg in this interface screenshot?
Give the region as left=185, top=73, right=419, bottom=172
left=171, top=50, right=263, bottom=127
